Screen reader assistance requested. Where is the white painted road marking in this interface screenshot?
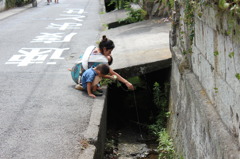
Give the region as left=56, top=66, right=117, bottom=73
left=31, top=33, right=77, bottom=43
left=5, top=48, right=69, bottom=66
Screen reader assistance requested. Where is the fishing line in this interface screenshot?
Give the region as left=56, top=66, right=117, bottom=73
left=112, top=80, right=144, bottom=139
left=132, top=90, right=144, bottom=140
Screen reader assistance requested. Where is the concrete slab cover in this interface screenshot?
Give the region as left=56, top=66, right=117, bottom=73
left=100, top=9, right=128, bottom=24
left=101, top=19, right=172, bottom=71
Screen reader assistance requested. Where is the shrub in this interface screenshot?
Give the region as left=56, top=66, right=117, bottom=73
left=15, top=0, right=24, bottom=6
left=6, top=0, right=16, bottom=9
left=157, top=129, right=176, bottom=159
left=124, top=8, right=147, bottom=23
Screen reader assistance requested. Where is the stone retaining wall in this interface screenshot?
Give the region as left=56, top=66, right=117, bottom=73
left=169, top=1, right=240, bottom=158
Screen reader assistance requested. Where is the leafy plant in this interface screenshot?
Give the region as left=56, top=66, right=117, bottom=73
left=157, top=129, right=176, bottom=159
left=229, top=52, right=235, bottom=58
left=108, top=0, right=123, bottom=10
left=236, top=73, right=240, bottom=80
left=153, top=82, right=170, bottom=110
left=149, top=82, right=170, bottom=135
left=100, top=78, right=114, bottom=86
left=123, top=8, right=147, bottom=23
left=6, top=0, right=16, bottom=8
left=214, top=51, right=219, bottom=56
left=219, top=0, right=230, bottom=10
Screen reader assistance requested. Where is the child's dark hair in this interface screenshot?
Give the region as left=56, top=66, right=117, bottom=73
left=99, top=35, right=115, bottom=54
left=96, top=64, right=110, bottom=75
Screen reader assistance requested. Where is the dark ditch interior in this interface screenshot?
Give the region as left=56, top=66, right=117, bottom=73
left=108, top=21, right=131, bottom=29
left=104, top=67, right=171, bottom=159
left=104, top=0, right=116, bottom=12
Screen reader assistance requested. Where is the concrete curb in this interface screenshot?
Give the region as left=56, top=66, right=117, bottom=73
left=78, top=88, right=108, bottom=159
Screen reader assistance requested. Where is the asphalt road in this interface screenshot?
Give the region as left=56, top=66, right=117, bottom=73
left=0, top=0, right=103, bottom=158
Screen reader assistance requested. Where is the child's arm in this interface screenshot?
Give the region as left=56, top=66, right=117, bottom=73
left=109, top=68, right=134, bottom=90
left=87, top=82, right=96, bottom=98
left=102, top=75, right=112, bottom=79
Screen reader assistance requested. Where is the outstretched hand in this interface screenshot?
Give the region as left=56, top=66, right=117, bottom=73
left=125, top=82, right=134, bottom=90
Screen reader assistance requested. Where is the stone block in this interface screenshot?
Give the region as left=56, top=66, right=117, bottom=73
left=172, top=60, right=181, bottom=95
left=204, top=25, right=215, bottom=66
left=216, top=33, right=226, bottom=79
left=233, top=42, right=240, bottom=94
left=222, top=14, right=228, bottom=33
left=232, top=94, right=240, bottom=144
left=225, top=37, right=240, bottom=93
left=199, top=54, right=215, bottom=102
left=225, top=37, right=240, bottom=94
left=194, top=18, right=205, bottom=54
left=201, top=6, right=217, bottom=30
left=215, top=75, right=235, bottom=130
left=234, top=42, right=240, bottom=73
left=191, top=45, right=200, bottom=80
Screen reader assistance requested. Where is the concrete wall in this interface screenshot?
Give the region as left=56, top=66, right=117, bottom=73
left=169, top=1, right=240, bottom=158
left=0, top=0, right=6, bottom=12
left=78, top=89, right=108, bottom=159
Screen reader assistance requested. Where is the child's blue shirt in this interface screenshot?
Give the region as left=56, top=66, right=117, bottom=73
left=81, top=68, right=97, bottom=90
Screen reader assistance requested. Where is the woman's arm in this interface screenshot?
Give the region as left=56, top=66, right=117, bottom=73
left=109, top=68, right=134, bottom=90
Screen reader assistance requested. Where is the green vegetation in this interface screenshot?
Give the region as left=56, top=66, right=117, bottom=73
left=214, top=51, right=219, bottom=56
left=228, top=52, right=235, bottom=58
left=218, top=0, right=240, bottom=15
left=123, top=7, right=147, bottom=23
left=110, top=0, right=174, bottom=24
left=149, top=82, right=170, bottom=135
left=117, top=2, right=147, bottom=24
left=149, top=82, right=183, bottom=159
left=214, top=87, right=219, bottom=93
left=235, top=73, right=240, bottom=80
left=176, top=0, right=240, bottom=56
left=6, top=0, right=16, bottom=8
left=5, top=0, right=31, bottom=8
left=157, top=129, right=176, bottom=159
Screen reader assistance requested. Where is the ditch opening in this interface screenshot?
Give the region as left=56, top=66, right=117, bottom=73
left=104, top=0, right=116, bottom=12
left=108, top=21, right=131, bottom=29
left=104, top=67, right=171, bottom=159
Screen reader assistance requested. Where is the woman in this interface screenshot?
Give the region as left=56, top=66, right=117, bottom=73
left=74, top=35, right=134, bottom=91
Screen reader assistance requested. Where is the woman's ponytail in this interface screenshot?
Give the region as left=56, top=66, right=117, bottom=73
left=99, top=35, right=115, bottom=53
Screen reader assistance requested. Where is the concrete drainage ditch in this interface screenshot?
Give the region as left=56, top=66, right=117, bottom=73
left=104, top=67, right=171, bottom=159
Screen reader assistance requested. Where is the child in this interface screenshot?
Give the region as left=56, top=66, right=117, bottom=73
left=78, top=64, right=110, bottom=98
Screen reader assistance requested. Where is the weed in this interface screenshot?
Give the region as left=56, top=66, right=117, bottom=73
left=236, top=73, right=240, bottom=80
left=149, top=82, right=170, bottom=135
left=229, top=52, right=235, bottom=58
left=157, top=129, right=176, bottom=159
left=214, top=87, right=218, bottom=93
left=214, top=51, right=219, bottom=56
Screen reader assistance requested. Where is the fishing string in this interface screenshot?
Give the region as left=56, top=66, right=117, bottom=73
left=111, top=80, right=144, bottom=139
left=132, top=90, right=144, bottom=140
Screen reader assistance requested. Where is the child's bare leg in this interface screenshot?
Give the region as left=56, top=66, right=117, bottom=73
left=91, top=76, right=103, bottom=96
left=92, top=76, right=102, bottom=87
left=92, top=85, right=97, bottom=92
